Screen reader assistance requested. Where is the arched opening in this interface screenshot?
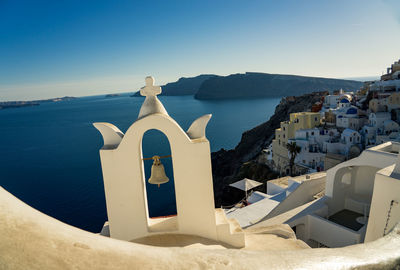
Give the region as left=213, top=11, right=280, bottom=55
left=142, top=129, right=178, bottom=230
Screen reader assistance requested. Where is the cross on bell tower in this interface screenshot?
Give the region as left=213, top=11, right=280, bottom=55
left=140, top=76, right=161, bottom=97
left=138, top=76, right=168, bottom=119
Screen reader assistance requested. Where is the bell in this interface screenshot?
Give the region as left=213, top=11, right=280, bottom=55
left=148, top=156, right=169, bottom=187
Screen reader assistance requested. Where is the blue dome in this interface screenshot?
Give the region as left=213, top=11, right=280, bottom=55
left=340, top=98, right=350, bottom=103
left=338, top=115, right=343, bottom=118
left=346, top=107, right=357, bottom=114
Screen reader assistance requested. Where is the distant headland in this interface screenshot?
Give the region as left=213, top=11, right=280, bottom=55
left=0, top=96, right=76, bottom=110
left=132, top=72, right=363, bottom=100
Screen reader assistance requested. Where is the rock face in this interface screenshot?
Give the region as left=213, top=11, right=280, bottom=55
left=133, top=74, right=216, bottom=96
left=195, top=72, right=362, bottom=100
left=212, top=91, right=328, bottom=207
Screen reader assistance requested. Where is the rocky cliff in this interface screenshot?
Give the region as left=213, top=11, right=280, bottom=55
left=212, top=91, right=328, bottom=207
left=195, top=72, right=362, bottom=100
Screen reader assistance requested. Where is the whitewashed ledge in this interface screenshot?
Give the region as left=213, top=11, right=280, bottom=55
left=0, top=186, right=400, bottom=270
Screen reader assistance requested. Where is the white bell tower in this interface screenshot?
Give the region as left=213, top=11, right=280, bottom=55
left=94, top=76, right=245, bottom=247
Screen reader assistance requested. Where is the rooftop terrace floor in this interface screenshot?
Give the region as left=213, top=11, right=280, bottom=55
left=328, top=209, right=364, bottom=231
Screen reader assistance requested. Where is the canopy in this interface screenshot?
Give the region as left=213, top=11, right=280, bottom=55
left=229, top=178, right=263, bottom=192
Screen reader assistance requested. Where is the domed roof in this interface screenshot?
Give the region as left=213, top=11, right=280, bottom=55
left=340, top=98, right=350, bottom=103
left=339, top=94, right=352, bottom=103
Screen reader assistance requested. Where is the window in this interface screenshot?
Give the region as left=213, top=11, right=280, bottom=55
left=350, top=137, right=352, bottom=142
left=311, top=132, right=314, bottom=135
left=315, top=117, right=318, bottom=122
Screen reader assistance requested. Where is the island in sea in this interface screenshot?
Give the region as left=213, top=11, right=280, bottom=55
left=0, top=96, right=76, bottom=110
left=132, top=72, right=362, bottom=99
left=105, top=94, right=121, bottom=98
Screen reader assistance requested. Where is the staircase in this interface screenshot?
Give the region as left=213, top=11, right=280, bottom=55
left=215, top=208, right=245, bottom=248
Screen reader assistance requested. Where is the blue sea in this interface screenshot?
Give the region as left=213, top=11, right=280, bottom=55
left=0, top=94, right=280, bottom=232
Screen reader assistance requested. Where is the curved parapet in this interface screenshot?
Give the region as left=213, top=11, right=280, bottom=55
left=93, top=122, right=124, bottom=149
left=186, top=114, right=212, bottom=140
left=1, top=186, right=400, bottom=269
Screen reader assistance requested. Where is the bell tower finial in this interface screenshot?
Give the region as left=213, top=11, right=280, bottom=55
left=138, top=76, right=168, bottom=119
left=140, top=76, right=161, bottom=97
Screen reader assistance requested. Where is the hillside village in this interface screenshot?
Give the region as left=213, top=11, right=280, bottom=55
left=269, top=59, right=400, bottom=176
left=221, top=60, right=400, bottom=251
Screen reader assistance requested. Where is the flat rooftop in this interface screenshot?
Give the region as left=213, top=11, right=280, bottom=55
left=268, top=172, right=326, bottom=189
left=328, top=209, right=364, bottom=231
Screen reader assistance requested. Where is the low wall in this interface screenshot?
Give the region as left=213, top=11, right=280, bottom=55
left=1, top=187, right=400, bottom=269
left=308, top=214, right=361, bottom=247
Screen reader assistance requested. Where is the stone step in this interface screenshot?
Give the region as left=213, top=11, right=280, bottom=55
left=227, top=218, right=243, bottom=234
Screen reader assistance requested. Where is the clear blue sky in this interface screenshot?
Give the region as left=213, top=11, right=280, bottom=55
left=0, top=0, right=399, bottom=100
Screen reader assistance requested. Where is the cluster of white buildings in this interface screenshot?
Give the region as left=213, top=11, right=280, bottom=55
left=270, top=59, right=400, bottom=175
left=255, top=141, right=400, bottom=248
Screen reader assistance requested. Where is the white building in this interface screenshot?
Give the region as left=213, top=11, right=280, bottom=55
left=361, top=125, right=378, bottom=146
left=322, top=129, right=361, bottom=159
left=348, top=117, right=368, bottom=131
left=226, top=173, right=326, bottom=227
left=382, top=119, right=400, bottom=135
left=341, top=128, right=361, bottom=145
left=291, top=128, right=339, bottom=171
left=253, top=142, right=400, bottom=249
left=361, top=113, right=393, bottom=146
left=375, top=120, right=400, bottom=145
left=369, top=112, right=391, bottom=128
left=336, top=106, right=359, bottom=129
left=370, top=78, right=400, bottom=92
left=338, top=94, right=352, bottom=109
left=376, top=132, right=400, bottom=145
left=324, top=94, right=340, bottom=108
